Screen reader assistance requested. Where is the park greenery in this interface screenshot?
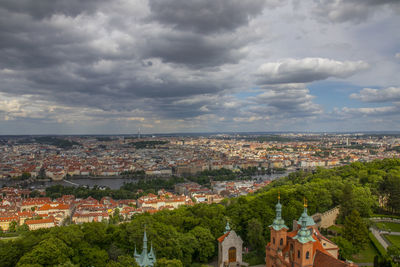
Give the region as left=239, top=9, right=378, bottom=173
left=17, top=136, right=81, bottom=149
left=2, top=159, right=400, bottom=266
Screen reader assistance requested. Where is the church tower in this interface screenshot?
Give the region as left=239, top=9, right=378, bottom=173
left=266, top=192, right=288, bottom=267
left=134, top=227, right=156, bottom=267
left=292, top=199, right=315, bottom=267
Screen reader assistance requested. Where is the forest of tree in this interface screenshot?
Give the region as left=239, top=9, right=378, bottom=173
left=1, top=158, right=400, bottom=266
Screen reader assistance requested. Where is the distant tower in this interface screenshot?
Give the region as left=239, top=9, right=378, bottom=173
left=138, top=128, right=141, bottom=139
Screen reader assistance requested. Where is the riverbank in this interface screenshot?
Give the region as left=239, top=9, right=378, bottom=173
left=0, top=172, right=290, bottom=190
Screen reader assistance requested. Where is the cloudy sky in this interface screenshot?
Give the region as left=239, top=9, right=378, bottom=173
left=0, top=0, right=399, bottom=134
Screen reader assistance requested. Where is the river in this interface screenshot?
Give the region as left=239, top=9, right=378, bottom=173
left=0, top=172, right=291, bottom=190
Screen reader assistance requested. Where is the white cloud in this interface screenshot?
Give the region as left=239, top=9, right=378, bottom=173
left=340, top=106, right=398, bottom=116
left=350, top=87, right=400, bottom=102
left=256, top=58, right=369, bottom=84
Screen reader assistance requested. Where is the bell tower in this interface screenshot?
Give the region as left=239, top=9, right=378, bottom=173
left=292, top=199, right=315, bottom=267
left=266, top=192, right=288, bottom=267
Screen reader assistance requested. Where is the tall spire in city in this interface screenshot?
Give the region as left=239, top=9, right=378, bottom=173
left=270, top=191, right=288, bottom=231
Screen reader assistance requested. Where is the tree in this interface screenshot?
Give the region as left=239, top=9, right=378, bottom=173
left=55, top=260, right=79, bottom=267
left=16, top=224, right=29, bottom=233
left=246, top=218, right=266, bottom=255
left=386, top=174, right=400, bottom=214
left=117, top=255, right=139, bottom=267
left=339, top=183, right=374, bottom=221
left=75, top=244, right=109, bottom=267
left=189, top=226, right=215, bottom=262
left=156, top=258, right=183, bottom=267
left=17, top=237, right=73, bottom=266
left=47, top=224, right=83, bottom=247
left=342, top=210, right=369, bottom=252
left=110, top=208, right=123, bottom=224
left=332, top=236, right=357, bottom=260
left=21, top=172, right=31, bottom=180
left=177, top=233, right=198, bottom=266
left=9, top=221, right=17, bottom=232
left=387, top=245, right=400, bottom=263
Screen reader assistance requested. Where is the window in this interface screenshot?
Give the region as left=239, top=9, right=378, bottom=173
left=297, top=250, right=300, bottom=258
left=290, top=244, right=293, bottom=251
left=306, top=251, right=310, bottom=259
left=280, top=238, right=283, bottom=245
left=273, top=237, right=275, bottom=244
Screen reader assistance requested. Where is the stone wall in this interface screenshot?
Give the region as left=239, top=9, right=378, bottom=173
left=312, top=206, right=340, bottom=229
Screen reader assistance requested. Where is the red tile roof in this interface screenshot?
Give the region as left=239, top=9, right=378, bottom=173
left=217, top=232, right=230, bottom=243
left=313, top=250, right=349, bottom=267
left=25, top=217, right=55, bottom=225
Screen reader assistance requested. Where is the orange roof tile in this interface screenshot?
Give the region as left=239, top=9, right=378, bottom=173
left=25, top=217, right=55, bottom=225
left=313, top=249, right=349, bottom=267
left=217, top=232, right=230, bottom=243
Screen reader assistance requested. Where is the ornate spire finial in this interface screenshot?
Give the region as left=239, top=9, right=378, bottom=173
left=303, top=197, right=307, bottom=208
left=278, top=191, right=280, bottom=201
left=224, top=219, right=231, bottom=234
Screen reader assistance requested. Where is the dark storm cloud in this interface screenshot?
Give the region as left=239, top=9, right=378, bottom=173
left=0, top=0, right=107, bottom=19
left=148, top=0, right=273, bottom=34
left=0, top=9, right=111, bottom=70
left=1, top=0, right=397, bottom=134
left=142, top=32, right=244, bottom=68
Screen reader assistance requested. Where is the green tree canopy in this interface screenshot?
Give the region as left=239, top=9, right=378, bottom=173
left=17, top=237, right=73, bottom=266
left=342, top=210, right=369, bottom=252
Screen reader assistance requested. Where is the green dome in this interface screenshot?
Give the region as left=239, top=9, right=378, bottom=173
left=269, top=199, right=288, bottom=231
left=297, top=207, right=315, bottom=227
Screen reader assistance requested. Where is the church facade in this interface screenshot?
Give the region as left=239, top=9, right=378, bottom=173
left=265, top=197, right=356, bottom=267
left=217, top=222, right=245, bottom=267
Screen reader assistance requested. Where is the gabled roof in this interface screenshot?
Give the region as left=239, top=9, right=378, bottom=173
left=313, top=249, right=349, bottom=267
left=218, top=232, right=230, bottom=243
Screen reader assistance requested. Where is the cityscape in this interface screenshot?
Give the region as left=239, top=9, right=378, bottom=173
left=1, top=0, right=400, bottom=267
left=1, top=133, right=399, bottom=181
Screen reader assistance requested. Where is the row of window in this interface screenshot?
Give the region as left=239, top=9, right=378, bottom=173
left=272, top=237, right=310, bottom=259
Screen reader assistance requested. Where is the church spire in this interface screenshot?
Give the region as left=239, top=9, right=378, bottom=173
left=134, top=245, right=139, bottom=258
left=293, top=198, right=315, bottom=244
left=296, top=197, right=316, bottom=228
left=143, top=227, right=148, bottom=253
left=135, top=225, right=156, bottom=267
left=269, top=191, right=288, bottom=231
left=224, top=220, right=231, bottom=234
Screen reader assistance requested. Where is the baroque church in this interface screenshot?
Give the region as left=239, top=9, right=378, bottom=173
left=266, top=196, right=356, bottom=267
